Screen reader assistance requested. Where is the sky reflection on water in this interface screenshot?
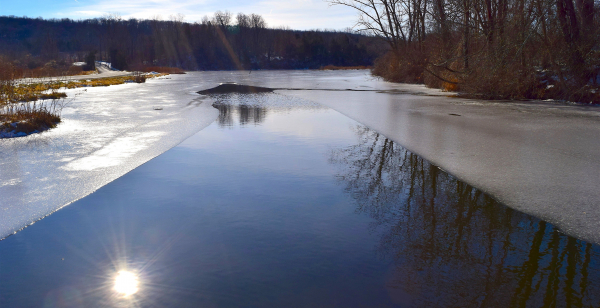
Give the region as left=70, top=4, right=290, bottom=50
left=0, top=95, right=599, bottom=307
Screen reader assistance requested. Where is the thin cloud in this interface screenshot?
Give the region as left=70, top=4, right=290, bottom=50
left=54, top=0, right=357, bottom=30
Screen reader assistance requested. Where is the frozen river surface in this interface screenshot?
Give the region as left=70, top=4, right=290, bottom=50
left=1, top=70, right=600, bottom=245
left=1, top=86, right=599, bottom=307
left=0, top=74, right=219, bottom=238
left=1, top=71, right=600, bottom=307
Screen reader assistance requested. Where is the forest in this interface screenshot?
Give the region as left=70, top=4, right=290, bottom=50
left=330, top=0, right=600, bottom=103
left=0, top=13, right=383, bottom=73
left=2, top=0, right=599, bottom=103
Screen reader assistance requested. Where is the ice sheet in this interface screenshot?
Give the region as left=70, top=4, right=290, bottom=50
left=0, top=74, right=219, bottom=239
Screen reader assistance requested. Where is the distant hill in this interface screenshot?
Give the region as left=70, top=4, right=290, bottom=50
left=0, top=15, right=386, bottom=71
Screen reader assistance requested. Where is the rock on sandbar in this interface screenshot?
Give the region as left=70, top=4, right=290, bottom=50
left=197, top=83, right=274, bottom=95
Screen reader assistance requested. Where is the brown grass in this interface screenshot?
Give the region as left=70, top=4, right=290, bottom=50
left=1, top=59, right=170, bottom=136
left=27, top=73, right=168, bottom=93
left=13, top=63, right=97, bottom=79
left=442, top=81, right=459, bottom=92
left=0, top=110, right=61, bottom=134
left=372, top=51, right=425, bottom=84
left=132, top=71, right=147, bottom=83
left=373, top=41, right=600, bottom=104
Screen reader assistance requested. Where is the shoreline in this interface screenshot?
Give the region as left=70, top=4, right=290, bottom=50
left=1, top=72, right=167, bottom=139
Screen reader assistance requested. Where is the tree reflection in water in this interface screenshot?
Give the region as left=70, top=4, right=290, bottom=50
left=214, top=103, right=267, bottom=127
left=330, top=126, right=600, bottom=307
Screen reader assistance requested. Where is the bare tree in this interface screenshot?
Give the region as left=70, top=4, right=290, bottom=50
left=236, top=13, right=250, bottom=28
left=328, top=0, right=408, bottom=55
left=213, top=11, right=232, bottom=29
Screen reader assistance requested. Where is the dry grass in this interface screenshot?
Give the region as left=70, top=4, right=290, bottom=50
left=13, top=63, right=97, bottom=79
left=132, top=71, right=147, bottom=83
left=0, top=90, right=64, bottom=136
left=0, top=110, right=61, bottom=134
left=3, top=73, right=167, bottom=105
left=5, top=82, right=68, bottom=103
left=18, top=73, right=167, bottom=95
left=1, top=62, right=168, bottom=136
left=442, top=81, right=459, bottom=92
left=372, top=51, right=425, bottom=84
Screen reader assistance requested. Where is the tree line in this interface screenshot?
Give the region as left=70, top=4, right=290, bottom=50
left=0, top=13, right=384, bottom=73
left=330, top=0, right=599, bottom=102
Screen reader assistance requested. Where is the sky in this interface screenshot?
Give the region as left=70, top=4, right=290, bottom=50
left=0, top=0, right=360, bottom=31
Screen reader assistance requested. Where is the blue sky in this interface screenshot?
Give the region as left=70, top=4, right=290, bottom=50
left=0, top=0, right=359, bottom=30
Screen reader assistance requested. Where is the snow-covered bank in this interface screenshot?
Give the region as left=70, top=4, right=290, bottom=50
left=0, top=74, right=218, bottom=239
left=16, top=62, right=133, bottom=86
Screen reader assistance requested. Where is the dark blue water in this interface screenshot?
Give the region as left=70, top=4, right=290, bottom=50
left=0, top=94, right=599, bottom=307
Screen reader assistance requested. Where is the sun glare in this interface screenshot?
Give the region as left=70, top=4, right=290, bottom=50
left=114, top=271, right=139, bottom=297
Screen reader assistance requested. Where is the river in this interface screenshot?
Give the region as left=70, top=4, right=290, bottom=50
left=0, top=71, right=599, bottom=307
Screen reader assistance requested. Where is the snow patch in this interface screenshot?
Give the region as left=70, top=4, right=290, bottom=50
left=0, top=74, right=219, bottom=239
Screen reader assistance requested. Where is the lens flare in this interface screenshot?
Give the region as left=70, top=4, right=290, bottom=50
left=114, top=271, right=139, bottom=297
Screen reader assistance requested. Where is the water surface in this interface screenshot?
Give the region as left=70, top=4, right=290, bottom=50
left=0, top=93, right=599, bottom=307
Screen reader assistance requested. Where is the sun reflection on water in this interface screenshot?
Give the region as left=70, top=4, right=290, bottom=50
left=114, top=271, right=139, bottom=297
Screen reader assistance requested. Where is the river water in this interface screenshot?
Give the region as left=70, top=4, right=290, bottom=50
left=0, top=71, right=599, bottom=307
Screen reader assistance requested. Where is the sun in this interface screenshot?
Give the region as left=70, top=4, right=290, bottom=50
left=114, top=271, right=139, bottom=297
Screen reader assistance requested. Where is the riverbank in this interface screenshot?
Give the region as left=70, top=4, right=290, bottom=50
left=1, top=72, right=168, bottom=139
